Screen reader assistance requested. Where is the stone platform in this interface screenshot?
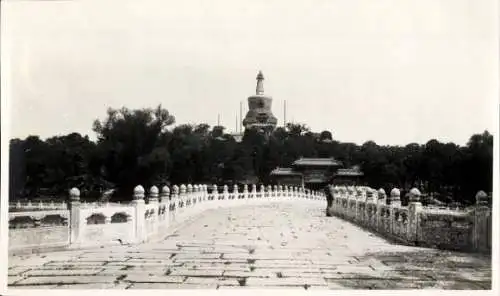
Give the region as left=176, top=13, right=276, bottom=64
left=8, top=202, right=491, bottom=289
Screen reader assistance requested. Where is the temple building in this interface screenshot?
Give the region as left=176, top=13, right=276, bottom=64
left=270, top=158, right=364, bottom=190
left=242, top=71, right=278, bottom=134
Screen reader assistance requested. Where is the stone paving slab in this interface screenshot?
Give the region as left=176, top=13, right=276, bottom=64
left=168, top=268, right=224, bottom=277
left=246, top=276, right=328, bottom=287
left=14, top=275, right=118, bottom=286
left=23, top=268, right=104, bottom=277
left=98, top=267, right=170, bottom=276
left=55, top=283, right=127, bottom=289
left=125, top=275, right=186, bottom=283
left=10, top=285, right=60, bottom=289
left=8, top=201, right=491, bottom=290
left=8, top=276, right=24, bottom=285
left=128, top=283, right=218, bottom=289
left=223, top=270, right=275, bottom=278
left=186, top=263, right=250, bottom=271
left=279, top=271, right=324, bottom=278
left=218, top=285, right=308, bottom=289
left=43, top=260, right=109, bottom=266
left=8, top=267, right=32, bottom=276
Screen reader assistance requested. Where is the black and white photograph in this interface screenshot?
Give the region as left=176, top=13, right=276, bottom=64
left=1, top=0, right=498, bottom=293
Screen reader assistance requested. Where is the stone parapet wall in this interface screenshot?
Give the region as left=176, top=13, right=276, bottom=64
left=9, top=209, right=71, bottom=251
left=327, top=186, right=492, bottom=254
left=8, top=184, right=325, bottom=253
left=9, top=201, right=68, bottom=212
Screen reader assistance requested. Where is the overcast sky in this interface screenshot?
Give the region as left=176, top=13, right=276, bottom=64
left=2, top=0, right=498, bottom=146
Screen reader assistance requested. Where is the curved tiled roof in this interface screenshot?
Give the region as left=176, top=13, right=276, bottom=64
left=292, top=158, right=342, bottom=167
left=336, top=168, right=364, bottom=177
left=270, top=167, right=303, bottom=176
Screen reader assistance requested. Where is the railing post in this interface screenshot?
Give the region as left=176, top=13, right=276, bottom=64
left=223, top=185, right=229, bottom=200
left=194, top=184, right=200, bottom=206
left=355, top=188, right=363, bottom=223
left=340, top=187, right=347, bottom=218
left=407, top=188, right=422, bottom=245
left=160, top=185, right=170, bottom=225
left=232, top=185, right=239, bottom=204
left=197, top=184, right=202, bottom=202
left=170, top=185, right=179, bottom=223
left=202, top=184, right=208, bottom=201
left=243, top=184, right=249, bottom=200
left=149, top=185, right=159, bottom=204
left=260, top=185, right=265, bottom=199
left=365, top=189, right=375, bottom=228
left=472, top=190, right=491, bottom=252
left=346, top=187, right=353, bottom=221
left=212, top=184, right=219, bottom=201
left=376, top=188, right=386, bottom=231
left=389, top=188, right=401, bottom=207
left=195, top=184, right=200, bottom=204
left=196, top=184, right=201, bottom=203
left=132, top=185, right=146, bottom=243
left=179, top=184, right=187, bottom=215
left=193, top=184, right=199, bottom=205
left=148, top=186, right=159, bottom=240
left=179, top=184, right=187, bottom=204
left=389, top=188, right=400, bottom=236
left=160, top=185, right=170, bottom=202
left=251, top=184, right=257, bottom=199
left=187, top=184, right=193, bottom=208
left=69, top=188, right=81, bottom=246
left=196, top=185, right=203, bottom=210
left=201, top=184, right=206, bottom=202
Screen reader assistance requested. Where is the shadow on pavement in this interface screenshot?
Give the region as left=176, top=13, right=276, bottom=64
left=328, top=249, right=491, bottom=290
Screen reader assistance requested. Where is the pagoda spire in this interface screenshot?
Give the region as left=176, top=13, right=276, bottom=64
left=256, top=70, right=264, bottom=95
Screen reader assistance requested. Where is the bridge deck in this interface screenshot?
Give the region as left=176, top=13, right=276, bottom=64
left=8, top=202, right=491, bottom=289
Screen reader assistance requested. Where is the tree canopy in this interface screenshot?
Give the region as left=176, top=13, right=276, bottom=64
left=8, top=105, right=493, bottom=205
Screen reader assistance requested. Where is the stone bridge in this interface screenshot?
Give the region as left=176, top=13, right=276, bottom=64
left=7, top=184, right=492, bottom=290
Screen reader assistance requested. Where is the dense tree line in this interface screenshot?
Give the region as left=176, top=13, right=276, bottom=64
left=8, top=105, right=493, bottom=205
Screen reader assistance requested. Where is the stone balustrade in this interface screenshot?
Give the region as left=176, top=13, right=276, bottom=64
left=8, top=184, right=325, bottom=253
left=9, top=200, right=68, bottom=212
left=327, top=186, right=492, bottom=253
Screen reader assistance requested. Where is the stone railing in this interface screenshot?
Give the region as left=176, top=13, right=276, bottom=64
left=9, top=200, right=68, bottom=212
left=8, top=184, right=325, bottom=253
left=327, top=186, right=492, bottom=254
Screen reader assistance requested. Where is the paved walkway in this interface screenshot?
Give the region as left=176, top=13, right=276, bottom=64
left=8, top=202, right=491, bottom=289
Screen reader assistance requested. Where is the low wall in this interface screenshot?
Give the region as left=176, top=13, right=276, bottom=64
left=327, top=186, right=491, bottom=254
left=9, top=184, right=325, bottom=253
left=9, top=210, right=70, bottom=251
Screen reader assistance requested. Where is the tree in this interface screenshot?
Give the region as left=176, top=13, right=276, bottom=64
left=9, top=138, right=27, bottom=200
left=319, top=130, right=333, bottom=143
left=8, top=103, right=493, bottom=207
left=459, top=131, right=493, bottom=204
left=286, top=123, right=310, bottom=137
left=9, top=133, right=98, bottom=200
left=92, top=105, right=175, bottom=199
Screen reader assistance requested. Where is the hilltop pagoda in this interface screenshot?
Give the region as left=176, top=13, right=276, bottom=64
left=242, top=71, right=278, bottom=134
